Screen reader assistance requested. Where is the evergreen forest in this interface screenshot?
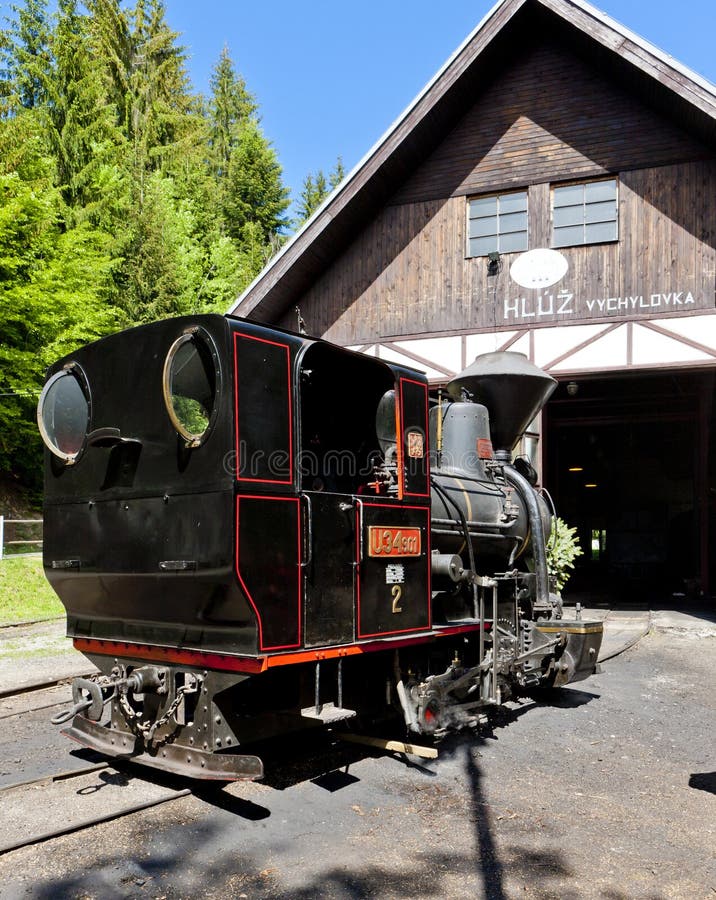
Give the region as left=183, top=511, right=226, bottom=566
left=0, top=0, right=341, bottom=498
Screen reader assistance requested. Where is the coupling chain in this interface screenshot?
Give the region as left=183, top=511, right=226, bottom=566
left=118, top=685, right=189, bottom=744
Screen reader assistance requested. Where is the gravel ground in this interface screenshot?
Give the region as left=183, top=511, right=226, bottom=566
left=0, top=625, right=713, bottom=900
left=0, top=619, right=95, bottom=692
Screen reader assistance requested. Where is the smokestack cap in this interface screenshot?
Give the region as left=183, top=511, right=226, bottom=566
left=446, top=351, right=557, bottom=451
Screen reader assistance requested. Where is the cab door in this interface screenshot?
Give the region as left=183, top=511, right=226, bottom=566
left=302, top=492, right=356, bottom=647
left=297, top=342, right=396, bottom=649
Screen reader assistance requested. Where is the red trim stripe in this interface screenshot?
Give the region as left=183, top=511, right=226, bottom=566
left=235, top=494, right=302, bottom=651
left=399, top=376, right=431, bottom=498
left=73, top=624, right=486, bottom=674
left=394, top=381, right=404, bottom=500
left=356, top=502, right=432, bottom=639
left=233, top=331, right=294, bottom=485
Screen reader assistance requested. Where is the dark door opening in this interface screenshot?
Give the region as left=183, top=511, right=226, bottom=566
left=544, top=368, right=714, bottom=606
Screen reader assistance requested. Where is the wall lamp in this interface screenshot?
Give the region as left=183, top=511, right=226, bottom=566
left=487, top=251, right=502, bottom=276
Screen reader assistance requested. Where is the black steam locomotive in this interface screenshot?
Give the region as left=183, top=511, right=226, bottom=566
left=40, top=314, right=602, bottom=780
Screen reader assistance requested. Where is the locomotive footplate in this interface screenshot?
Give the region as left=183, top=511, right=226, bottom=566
left=63, top=715, right=264, bottom=781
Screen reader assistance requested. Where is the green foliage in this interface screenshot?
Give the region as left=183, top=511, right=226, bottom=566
left=223, top=119, right=289, bottom=243
left=171, top=395, right=209, bottom=436
left=209, top=45, right=257, bottom=175
left=546, top=516, right=584, bottom=592
left=45, top=0, right=124, bottom=213
left=296, top=170, right=327, bottom=225
left=117, top=171, right=201, bottom=321
left=329, top=155, right=345, bottom=190
left=0, top=3, right=306, bottom=492
left=295, top=156, right=346, bottom=225
left=0, top=141, right=120, bottom=486
left=0, top=0, right=52, bottom=113
left=196, top=233, right=256, bottom=311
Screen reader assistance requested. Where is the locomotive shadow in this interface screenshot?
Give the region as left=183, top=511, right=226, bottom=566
left=69, top=746, right=108, bottom=764
left=192, top=784, right=271, bottom=820
left=522, top=685, right=600, bottom=709
left=254, top=729, right=376, bottom=791
left=67, top=753, right=276, bottom=820
left=189, top=731, right=375, bottom=817
left=470, top=684, right=599, bottom=733
left=41, top=720, right=582, bottom=898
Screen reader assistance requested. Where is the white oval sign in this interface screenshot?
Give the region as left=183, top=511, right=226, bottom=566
left=509, top=248, right=569, bottom=289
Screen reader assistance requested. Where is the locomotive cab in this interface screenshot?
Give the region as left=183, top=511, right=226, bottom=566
left=297, top=341, right=431, bottom=646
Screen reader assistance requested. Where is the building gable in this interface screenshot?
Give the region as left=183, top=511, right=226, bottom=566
left=393, top=37, right=709, bottom=205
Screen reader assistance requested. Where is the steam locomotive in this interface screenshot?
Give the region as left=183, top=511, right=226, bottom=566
left=40, top=314, right=602, bottom=780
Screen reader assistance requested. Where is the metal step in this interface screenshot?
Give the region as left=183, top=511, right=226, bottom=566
left=300, top=702, right=357, bottom=724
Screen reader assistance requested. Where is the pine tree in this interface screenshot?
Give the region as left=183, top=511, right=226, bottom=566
left=130, top=0, right=196, bottom=183
left=203, top=45, right=290, bottom=277
left=223, top=118, right=289, bottom=245
left=85, top=0, right=209, bottom=320
left=44, top=0, right=123, bottom=214
left=117, top=170, right=204, bottom=322
left=296, top=171, right=325, bottom=225
left=209, top=45, right=256, bottom=177
left=206, top=47, right=289, bottom=253
left=88, top=0, right=194, bottom=187
left=85, top=0, right=133, bottom=128
left=329, top=155, right=345, bottom=190
left=0, top=0, right=52, bottom=114
left=295, top=156, right=344, bottom=225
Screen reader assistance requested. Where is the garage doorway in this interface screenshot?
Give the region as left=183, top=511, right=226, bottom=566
left=543, top=368, right=714, bottom=606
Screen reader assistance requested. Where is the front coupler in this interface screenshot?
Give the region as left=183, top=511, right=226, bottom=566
left=51, top=662, right=265, bottom=781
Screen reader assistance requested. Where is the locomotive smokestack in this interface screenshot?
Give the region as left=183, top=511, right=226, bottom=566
left=446, top=351, right=557, bottom=452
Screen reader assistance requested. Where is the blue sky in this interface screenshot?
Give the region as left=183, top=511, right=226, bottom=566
left=164, top=0, right=716, bottom=214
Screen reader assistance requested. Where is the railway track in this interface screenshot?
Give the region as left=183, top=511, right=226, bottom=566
left=0, top=680, right=361, bottom=857
left=0, top=724, right=361, bottom=857
left=0, top=689, right=78, bottom=721
left=0, top=681, right=111, bottom=793
left=0, top=615, right=64, bottom=632
left=0, top=671, right=97, bottom=702
left=0, top=758, right=192, bottom=856
left=0, top=677, right=97, bottom=723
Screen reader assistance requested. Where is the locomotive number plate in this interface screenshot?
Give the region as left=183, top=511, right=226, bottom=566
left=367, top=527, right=421, bottom=558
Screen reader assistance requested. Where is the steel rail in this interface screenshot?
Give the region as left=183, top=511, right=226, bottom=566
left=0, top=672, right=96, bottom=701
left=0, top=787, right=191, bottom=856
left=0, top=697, right=72, bottom=721
left=0, top=615, right=64, bottom=631
left=0, top=761, right=109, bottom=795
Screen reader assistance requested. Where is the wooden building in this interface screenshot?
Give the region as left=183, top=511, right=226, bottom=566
left=231, top=0, right=716, bottom=603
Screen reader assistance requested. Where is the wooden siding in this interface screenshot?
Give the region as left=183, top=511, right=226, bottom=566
left=392, top=38, right=709, bottom=205
left=236, top=0, right=716, bottom=327
left=283, top=160, right=716, bottom=345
